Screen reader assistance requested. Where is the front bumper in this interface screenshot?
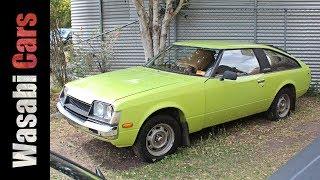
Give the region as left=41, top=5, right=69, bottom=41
left=57, top=102, right=118, bottom=140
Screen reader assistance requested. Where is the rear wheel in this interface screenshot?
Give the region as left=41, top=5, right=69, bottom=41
left=267, top=88, right=294, bottom=121
left=133, top=114, right=181, bottom=162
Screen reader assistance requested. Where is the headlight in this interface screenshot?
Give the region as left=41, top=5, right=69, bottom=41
left=92, top=101, right=114, bottom=120
left=60, top=87, right=68, bottom=104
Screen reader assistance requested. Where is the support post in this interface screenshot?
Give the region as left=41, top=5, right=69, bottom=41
left=284, top=9, right=288, bottom=51
left=99, top=0, right=104, bottom=41
left=254, top=0, right=258, bottom=43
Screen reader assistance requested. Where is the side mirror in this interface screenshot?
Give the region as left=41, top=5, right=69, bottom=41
left=220, top=70, right=237, bottom=81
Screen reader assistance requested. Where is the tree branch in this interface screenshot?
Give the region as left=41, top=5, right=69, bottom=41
left=132, top=0, right=187, bottom=61
left=152, top=0, right=160, bottom=55
left=148, top=0, right=153, bottom=32
left=132, top=0, right=148, bottom=28
left=159, top=0, right=187, bottom=53
left=170, top=0, right=186, bottom=21
left=135, top=0, right=144, bottom=10
left=161, top=0, right=187, bottom=27
left=160, top=0, right=174, bottom=36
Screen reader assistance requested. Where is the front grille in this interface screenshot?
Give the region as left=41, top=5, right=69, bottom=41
left=65, top=107, right=87, bottom=121
left=63, top=96, right=108, bottom=125
left=67, top=96, right=91, bottom=112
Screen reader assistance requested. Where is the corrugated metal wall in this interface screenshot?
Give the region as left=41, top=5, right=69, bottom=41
left=176, top=8, right=255, bottom=41
left=257, top=0, right=320, bottom=9
left=286, top=9, right=320, bottom=81
left=71, top=0, right=101, bottom=51
left=71, top=0, right=320, bottom=82
left=102, top=0, right=145, bottom=69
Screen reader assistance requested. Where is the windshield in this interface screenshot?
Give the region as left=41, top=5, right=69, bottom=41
left=146, top=45, right=220, bottom=77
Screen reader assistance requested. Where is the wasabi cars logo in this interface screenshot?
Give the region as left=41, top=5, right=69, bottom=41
left=11, top=13, right=38, bottom=168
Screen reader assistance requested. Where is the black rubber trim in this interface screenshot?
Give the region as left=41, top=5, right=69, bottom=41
left=209, top=49, right=224, bottom=78
left=181, top=121, right=190, bottom=146
left=253, top=48, right=271, bottom=73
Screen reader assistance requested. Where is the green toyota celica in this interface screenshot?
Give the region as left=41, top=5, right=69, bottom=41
left=57, top=40, right=311, bottom=162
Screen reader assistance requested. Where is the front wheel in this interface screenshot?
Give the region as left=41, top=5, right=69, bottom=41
left=267, top=88, right=293, bottom=121
left=133, top=114, right=181, bottom=162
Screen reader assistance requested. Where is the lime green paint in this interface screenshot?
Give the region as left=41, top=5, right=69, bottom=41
left=65, top=41, right=311, bottom=147
left=66, top=67, right=182, bottom=102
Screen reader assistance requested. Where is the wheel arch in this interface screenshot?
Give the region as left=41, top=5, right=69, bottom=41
left=137, top=105, right=190, bottom=146
left=273, top=82, right=297, bottom=110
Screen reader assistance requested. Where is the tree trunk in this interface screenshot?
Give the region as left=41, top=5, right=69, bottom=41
left=132, top=0, right=153, bottom=61
left=159, top=0, right=185, bottom=53
left=159, top=0, right=173, bottom=53
left=152, top=0, right=160, bottom=55
left=140, top=23, right=153, bottom=61
left=148, top=0, right=153, bottom=43
left=132, top=0, right=186, bottom=62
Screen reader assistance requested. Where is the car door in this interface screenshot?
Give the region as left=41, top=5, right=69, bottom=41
left=203, top=49, right=270, bottom=128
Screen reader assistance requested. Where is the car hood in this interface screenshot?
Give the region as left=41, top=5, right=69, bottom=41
left=65, top=66, right=185, bottom=104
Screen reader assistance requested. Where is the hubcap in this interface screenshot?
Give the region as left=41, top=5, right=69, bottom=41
left=146, top=123, right=175, bottom=156
left=277, top=94, right=290, bottom=118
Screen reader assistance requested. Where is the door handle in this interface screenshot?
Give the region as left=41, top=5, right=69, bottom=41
left=257, top=79, right=265, bottom=84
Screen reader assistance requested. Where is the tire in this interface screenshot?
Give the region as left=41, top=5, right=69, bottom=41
left=133, top=114, right=181, bottom=162
left=267, top=88, right=294, bottom=121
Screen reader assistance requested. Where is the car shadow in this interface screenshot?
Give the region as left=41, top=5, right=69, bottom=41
left=81, top=113, right=270, bottom=171
left=82, top=138, right=146, bottom=171
left=189, top=112, right=269, bottom=145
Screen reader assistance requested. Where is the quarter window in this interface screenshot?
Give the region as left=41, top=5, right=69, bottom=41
left=215, top=49, right=260, bottom=76
left=264, top=50, right=300, bottom=71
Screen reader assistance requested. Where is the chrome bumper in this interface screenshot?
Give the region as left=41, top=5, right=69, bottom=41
left=57, top=102, right=118, bottom=140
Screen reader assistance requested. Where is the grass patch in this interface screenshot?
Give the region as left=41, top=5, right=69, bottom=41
left=118, top=134, right=258, bottom=179
left=50, top=96, right=320, bottom=179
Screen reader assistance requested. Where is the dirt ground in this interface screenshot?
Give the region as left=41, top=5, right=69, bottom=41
left=50, top=94, right=320, bottom=179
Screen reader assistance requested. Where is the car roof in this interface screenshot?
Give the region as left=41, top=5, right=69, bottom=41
left=174, top=40, right=270, bottom=49
left=173, top=40, right=292, bottom=57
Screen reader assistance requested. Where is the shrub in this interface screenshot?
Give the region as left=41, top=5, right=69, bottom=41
left=70, top=29, right=121, bottom=78
left=50, top=27, right=121, bottom=88
left=306, top=81, right=320, bottom=97
left=50, top=29, right=69, bottom=88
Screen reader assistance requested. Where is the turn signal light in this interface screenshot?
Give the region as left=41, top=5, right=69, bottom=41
left=122, top=122, right=133, bottom=128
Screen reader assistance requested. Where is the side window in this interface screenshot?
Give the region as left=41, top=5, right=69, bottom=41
left=215, top=49, right=260, bottom=76
left=264, top=50, right=300, bottom=71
